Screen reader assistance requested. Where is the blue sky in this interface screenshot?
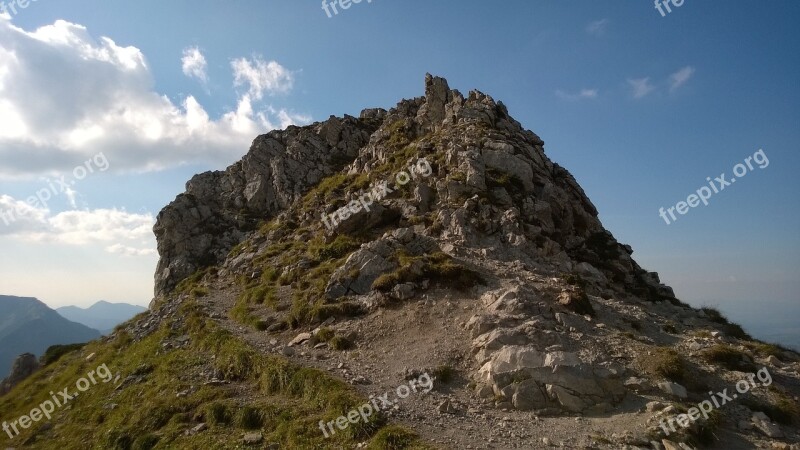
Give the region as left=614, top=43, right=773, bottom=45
left=0, top=1, right=798, bottom=346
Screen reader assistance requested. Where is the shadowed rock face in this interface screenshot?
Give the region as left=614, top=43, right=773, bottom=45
left=0, top=353, right=38, bottom=396
left=153, top=74, right=673, bottom=305
left=153, top=116, right=378, bottom=296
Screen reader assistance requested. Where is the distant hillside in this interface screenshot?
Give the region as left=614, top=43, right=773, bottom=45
left=0, top=295, right=100, bottom=377
left=57, top=301, right=147, bottom=334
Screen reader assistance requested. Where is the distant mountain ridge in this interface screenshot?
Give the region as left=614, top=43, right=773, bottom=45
left=57, top=301, right=147, bottom=334
left=0, top=295, right=100, bottom=377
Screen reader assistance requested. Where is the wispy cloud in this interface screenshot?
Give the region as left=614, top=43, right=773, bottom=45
left=586, top=19, right=609, bottom=36
left=231, top=56, right=294, bottom=100
left=555, top=88, right=598, bottom=101
left=669, top=66, right=695, bottom=92
left=627, top=77, right=655, bottom=99
left=0, top=195, right=156, bottom=256
left=106, top=243, right=156, bottom=257
left=0, top=17, right=311, bottom=179
left=181, top=46, right=208, bottom=84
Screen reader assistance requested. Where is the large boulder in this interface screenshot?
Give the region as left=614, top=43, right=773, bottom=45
left=0, top=353, right=39, bottom=396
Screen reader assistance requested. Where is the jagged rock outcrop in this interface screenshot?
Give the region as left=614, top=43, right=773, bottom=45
left=144, top=75, right=800, bottom=448
left=155, top=74, right=673, bottom=304
left=153, top=75, right=684, bottom=417
left=0, top=353, right=38, bottom=396
left=153, top=116, right=379, bottom=296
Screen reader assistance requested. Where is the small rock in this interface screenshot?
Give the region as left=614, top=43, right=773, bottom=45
left=289, top=332, right=312, bottom=346
left=624, top=377, right=649, bottom=391
left=766, top=355, right=783, bottom=367
left=243, top=432, right=263, bottom=445
left=438, top=399, right=458, bottom=414
left=191, top=423, right=207, bottom=434
left=281, top=346, right=296, bottom=357
left=646, top=401, right=666, bottom=412
left=752, top=412, right=784, bottom=438
left=658, top=381, right=687, bottom=399
left=267, top=322, right=286, bottom=333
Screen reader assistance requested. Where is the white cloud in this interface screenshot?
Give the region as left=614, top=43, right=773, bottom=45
left=669, top=66, right=695, bottom=92
left=586, top=19, right=609, bottom=36
left=556, top=88, right=598, bottom=101
left=0, top=194, right=155, bottom=255
left=232, top=56, right=294, bottom=100
left=181, top=46, right=208, bottom=84
left=627, top=77, right=655, bottom=99
left=0, top=17, right=310, bottom=179
left=0, top=195, right=50, bottom=234
left=106, top=243, right=156, bottom=257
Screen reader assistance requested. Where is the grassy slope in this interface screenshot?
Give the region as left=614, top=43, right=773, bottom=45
left=0, top=300, right=433, bottom=449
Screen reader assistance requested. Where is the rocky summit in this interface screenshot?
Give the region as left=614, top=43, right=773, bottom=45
left=4, top=75, right=798, bottom=449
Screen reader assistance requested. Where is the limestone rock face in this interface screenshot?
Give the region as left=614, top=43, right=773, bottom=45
left=153, top=117, right=377, bottom=296
left=0, top=353, right=39, bottom=395
left=154, top=74, right=671, bottom=304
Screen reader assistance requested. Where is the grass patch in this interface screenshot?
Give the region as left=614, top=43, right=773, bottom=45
left=743, top=395, right=800, bottom=425
left=40, top=343, right=87, bottom=366
left=236, top=405, right=264, bottom=429
left=485, top=168, right=524, bottom=193
left=701, top=307, right=752, bottom=340
left=329, top=336, right=355, bottom=351
left=372, top=251, right=480, bottom=293
left=701, top=344, right=756, bottom=372
left=368, top=425, right=431, bottom=450
left=639, top=347, right=686, bottom=382
left=686, top=408, right=723, bottom=447
left=308, top=234, right=362, bottom=262
left=744, top=341, right=792, bottom=359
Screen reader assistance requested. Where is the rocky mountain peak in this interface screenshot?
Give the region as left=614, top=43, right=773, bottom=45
left=145, top=75, right=800, bottom=448
left=154, top=74, right=670, bottom=304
